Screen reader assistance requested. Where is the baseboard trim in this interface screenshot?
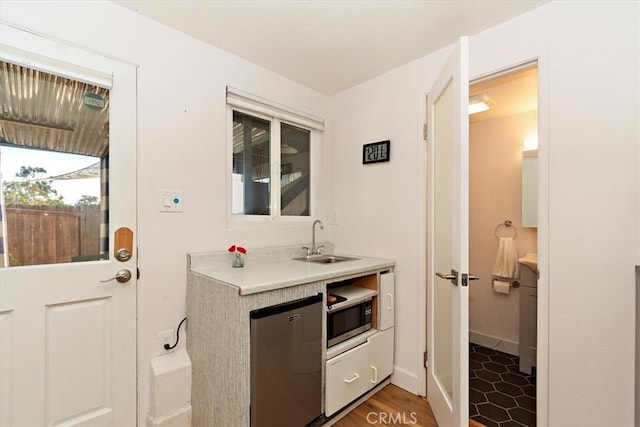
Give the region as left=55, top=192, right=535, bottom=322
left=390, top=366, right=420, bottom=395
left=469, top=330, right=519, bottom=356
left=147, top=406, right=192, bottom=427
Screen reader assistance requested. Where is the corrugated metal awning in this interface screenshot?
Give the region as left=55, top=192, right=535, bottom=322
left=0, top=61, right=110, bottom=157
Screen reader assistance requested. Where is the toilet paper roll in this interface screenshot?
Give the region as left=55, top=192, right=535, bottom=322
left=492, top=280, right=510, bottom=294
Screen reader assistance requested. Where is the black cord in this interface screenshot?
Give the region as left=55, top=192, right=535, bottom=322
left=164, top=317, right=187, bottom=350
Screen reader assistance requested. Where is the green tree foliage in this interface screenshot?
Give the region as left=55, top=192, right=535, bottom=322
left=2, top=166, right=65, bottom=206
left=75, top=195, right=99, bottom=207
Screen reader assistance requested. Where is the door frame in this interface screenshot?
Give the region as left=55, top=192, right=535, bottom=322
left=417, top=45, right=550, bottom=425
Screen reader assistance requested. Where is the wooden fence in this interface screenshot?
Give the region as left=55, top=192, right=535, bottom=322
left=4, top=204, right=101, bottom=266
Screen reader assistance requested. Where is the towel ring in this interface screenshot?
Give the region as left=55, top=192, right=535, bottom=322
left=495, top=220, right=517, bottom=238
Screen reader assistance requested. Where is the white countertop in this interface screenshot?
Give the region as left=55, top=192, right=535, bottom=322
left=518, top=252, right=538, bottom=273
left=189, top=246, right=395, bottom=295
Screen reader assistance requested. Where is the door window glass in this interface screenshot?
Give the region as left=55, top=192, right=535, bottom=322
left=0, top=61, right=109, bottom=267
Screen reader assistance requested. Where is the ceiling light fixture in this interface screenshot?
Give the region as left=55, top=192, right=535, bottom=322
left=468, top=94, right=495, bottom=115
left=523, top=133, right=538, bottom=151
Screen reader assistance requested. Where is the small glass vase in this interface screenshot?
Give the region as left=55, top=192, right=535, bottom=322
left=232, top=252, right=244, bottom=268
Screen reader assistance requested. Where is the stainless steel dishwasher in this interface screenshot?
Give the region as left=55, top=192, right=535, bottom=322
left=250, top=293, right=323, bottom=426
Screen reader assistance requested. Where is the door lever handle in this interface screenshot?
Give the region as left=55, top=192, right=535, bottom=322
left=99, top=269, right=132, bottom=284
left=462, top=273, right=480, bottom=287
left=436, top=269, right=458, bottom=286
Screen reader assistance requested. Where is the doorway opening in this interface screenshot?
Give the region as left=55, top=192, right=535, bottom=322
left=467, top=63, right=539, bottom=426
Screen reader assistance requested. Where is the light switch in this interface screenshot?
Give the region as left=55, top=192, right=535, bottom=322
left=160, top=191, right=184, bottom=212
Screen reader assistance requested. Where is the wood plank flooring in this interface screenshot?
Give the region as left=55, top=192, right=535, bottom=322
left=333, top=384, right=486, bottom=427
left=334, top=384, right=437, bottom=426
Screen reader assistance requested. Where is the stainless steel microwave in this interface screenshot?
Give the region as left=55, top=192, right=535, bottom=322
left=326, top=298, right=372, bottom=347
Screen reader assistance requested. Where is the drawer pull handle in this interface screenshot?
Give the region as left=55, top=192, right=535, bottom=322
left=343, top=373, right=360, bottom=384
left=387, top=293, right=393, bottom=310
left=371, top=366, right=378, bottom=384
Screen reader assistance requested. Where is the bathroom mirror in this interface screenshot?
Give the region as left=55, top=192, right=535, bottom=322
left=522, top=150, right=538, bottom=227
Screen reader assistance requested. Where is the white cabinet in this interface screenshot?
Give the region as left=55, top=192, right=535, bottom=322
left=368, top=328, right=394, bottom=387
left=325, top=270, right=395, bottom=417
left=325, top=328, right=395, bottom=416
left=325, top=342, right=370, bottom=416
left=379, top=272, right=395, bottom=330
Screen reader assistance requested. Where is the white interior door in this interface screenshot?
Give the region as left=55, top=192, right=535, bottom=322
left=0, top=25, right=137, bottom=426
left=426, top=37, right=469, bottom=426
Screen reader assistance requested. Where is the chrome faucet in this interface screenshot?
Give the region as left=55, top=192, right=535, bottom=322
left=307, top=219, right=324, bottom=256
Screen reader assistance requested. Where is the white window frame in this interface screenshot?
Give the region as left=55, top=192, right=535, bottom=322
left=226, top=87, right=324, bottom=226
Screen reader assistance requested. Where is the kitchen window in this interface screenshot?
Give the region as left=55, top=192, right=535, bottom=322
left=227, top=87, right=323, bottom=220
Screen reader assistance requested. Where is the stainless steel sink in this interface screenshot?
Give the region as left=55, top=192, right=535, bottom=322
left=293, top=255, right=359, bottom=264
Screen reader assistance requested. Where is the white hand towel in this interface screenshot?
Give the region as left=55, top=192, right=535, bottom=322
left=492, top=237, right=520, bottom=279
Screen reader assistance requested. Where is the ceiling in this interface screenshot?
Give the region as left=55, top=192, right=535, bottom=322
left=112, top=0, right=548, bottom=96
left=469, top=65, right=538, bottom=124
left=0, top=2, right=541, bottom=160
left=0, top=61, right=110, bottom=158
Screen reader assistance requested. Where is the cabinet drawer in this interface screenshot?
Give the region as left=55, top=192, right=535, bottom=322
left=325, top=342, right=369, bottom=416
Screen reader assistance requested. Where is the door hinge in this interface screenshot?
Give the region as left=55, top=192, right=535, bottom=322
left=423, top=123, right=428, bottom=141
left=423, top=351, right=428, bottom=368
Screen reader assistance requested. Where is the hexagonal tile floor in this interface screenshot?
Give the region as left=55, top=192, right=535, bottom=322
left=469, top=344, right=536, bottom=427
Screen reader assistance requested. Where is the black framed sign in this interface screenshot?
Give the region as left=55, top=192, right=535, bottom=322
left=362, top=140, right=390, bottom=164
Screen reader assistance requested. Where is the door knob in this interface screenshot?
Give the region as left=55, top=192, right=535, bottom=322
left=100, top=269, right=132, bottom=284
left=436, top=269, right=458, bottom=286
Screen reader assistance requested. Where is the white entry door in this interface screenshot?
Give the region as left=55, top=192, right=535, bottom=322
left=426, top=37, right=470, bottom=426
left=0, top=25, right=137, bottom=426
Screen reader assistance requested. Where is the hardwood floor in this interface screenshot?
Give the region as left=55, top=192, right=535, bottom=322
left=334, top=384, right=438, bottom=427
left=333, top=384, right=487, bottom=427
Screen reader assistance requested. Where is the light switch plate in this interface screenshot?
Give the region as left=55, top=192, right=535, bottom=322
left=160, top=191, right=183, bottom=212
left=331, top=208, right=339, bottom=225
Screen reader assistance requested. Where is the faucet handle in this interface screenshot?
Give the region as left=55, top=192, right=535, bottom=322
left=314, top=245, right=324, bottom=255
left=302, top=246, right=312, bottom=256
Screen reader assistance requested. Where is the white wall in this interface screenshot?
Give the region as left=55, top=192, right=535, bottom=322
left=328, top=0, right=639, bottom=425
left=0, top=1, right=329, bottom=425
left=327, top=48, right=449, bottom=390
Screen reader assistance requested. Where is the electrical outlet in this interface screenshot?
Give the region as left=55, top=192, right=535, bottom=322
left=159, top=329, right=174, bottom=351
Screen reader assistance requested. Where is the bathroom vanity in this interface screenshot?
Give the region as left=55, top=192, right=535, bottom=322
left=518, top=254, right=538, bottom=374
left=186, top=244, right=395, bottom=426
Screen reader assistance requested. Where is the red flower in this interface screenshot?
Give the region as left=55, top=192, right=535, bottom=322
left=228, top=245, right=247, bottom=254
